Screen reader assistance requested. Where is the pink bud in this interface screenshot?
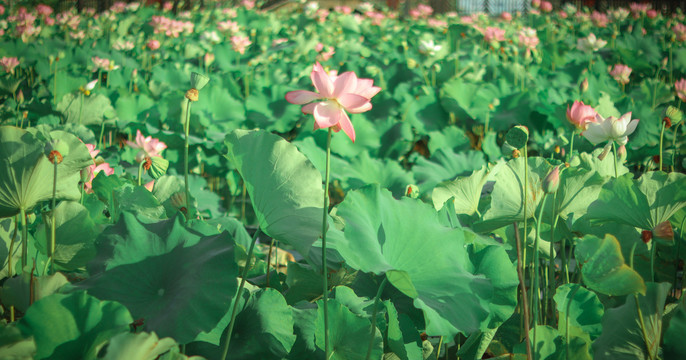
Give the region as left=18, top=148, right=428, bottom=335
left=542, top=166, right=560, bottom=194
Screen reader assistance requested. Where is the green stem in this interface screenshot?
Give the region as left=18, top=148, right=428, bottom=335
left=220, top=228, right=260, bottom=360
left=321, top=128, right=332, bottom=360
left=183, top=98, right=192, bottom=216
left=532, top=194, right=548, bottom=357
left=672, top=123, right=681, bottom=172
left=612, top=142, right=618, bottom=178
left=565, top=285, right=580, bottom=360
left=659, top=120, right=665, bottom=172
left=137, top=160, right=145, bottom=186
left=674, top=217, right=686, bottom=297
left=98, top=122, right=106, bottom=150
left=53, top=62, right=58, bottom=106
left=548, top=193, right=559, bottom=327
left=650, top=243, right=656, bottom=282
left=634, top=293, right=655, bottom=360
left=20, top=208, right=27, bottom=272
left=365, top=277, right=388, bottom=360
left=50, top=161, right=57, bottom=275
left=514, top=222, right=533, bottom=360
left=77, top=92, right=84, bottom=126
left=568, top=131, right=575, bottom=163
left=522, top=144, right=529, bottom=295
left=8, top=215, right=18, bottom=278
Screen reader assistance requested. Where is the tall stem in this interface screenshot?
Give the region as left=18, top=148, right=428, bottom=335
left=514, top=222, right=532, bottom=360
left=548, top=192, right=559, bottom=327
left=20, top=208, right=27, bottom=272
left=659, top=120, right=665, bottom=172
left=532, top=193, right=548, bottom=358
left=137, top=160, right=145, bottom=186
left=183, top=98, right=192, bottom=215
left=321, top=128, right=332, bottom=360
left=612, top=142, right=618, bottom=178
left=221, top=228, right=261, bottom=360
left=77, top=92, right=84, bottom=126
left=365, top=277, right=388, bottom=360
left=567, top=131, right=575, bottom=163
left=49, top=161, right=58, bottom=275
left=522, top=144, right=529, bottom=289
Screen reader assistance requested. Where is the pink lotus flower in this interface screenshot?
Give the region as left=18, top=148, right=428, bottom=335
left=127, top=130, right=167, bottom=163
left=231, top=35, right=251, bottom=54
left=36, top=4, right=53, bottom=17
left=518, top=27, right=539, bottom=56
left=0, top=57, right=20, bottom=74
left=531, top=0, right=541, bottom=8
left=222, top=8, right=238, bottom=18
left=0, top=5, right=5, bottom=15
left=146, top=39, right=160, bottom=50
left=647, top=9, right=658, bottom=19
left=334, top=6, right=352, bottom=14
left=675, top=79, right=686, bottom=102
left=500, top=12, right=512, bottom=21
left=482, top=27, right=506, bottom=43
left=162, top=1, right=173, bottom=11
left=577, top=33, right=607, bottom=52
left=558, top=11, right=568, bottom=19
left=217, top=20, right=239, bottom=33
left=567, top=101, right=598, bottom=130
left=427, top=18, right=447, bottom=29
left=83, top=144, right=115, bottom=193
left=591, top=11, right=609, bottom=27
left=315, top=43, right=335, bottom=61
left=241, top=0, right=255, bottom=10
left=582, top=112, right=639, bottom=159
left=609, top=64, right=632, bottom=85
left=92, top=56, right=119, bottom=71
left=285, top=62, right=381, bottom=142
left=110, top=2, right=127, bottom=13
left=673, top=23, right=686, bottom=42
left=45, top=16, right=55, bottom=26
left=540, top=1, right=553, bottom=12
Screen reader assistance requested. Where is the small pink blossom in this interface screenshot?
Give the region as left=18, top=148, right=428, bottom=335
left=540, top=1, right=552, bottom=12
left=427, top=18, right=447, bottom=29
left=272, top=38, right=288, bottom=47
left=36, top=4, right=53, bottom=17
left=0, top=57, right=20, bottom=74
left=231, top=35, right=251, bottom=54
left=146, top=39, right=160, bottom=50
left=630, top=2, right=650, bottom=18
left=518, top=27, right=539, bottom=56
left=647, top=9, right=658, bottom=18
left=673, top=23, right=686, bottom=42
left=285, top=62, right=381, bottom=143
left=241, top=0, right=255, bottom=10
left=315, top=43, right=335, bottom=61
left=531, top=0, right=541, bottom=8
left=558, top=11, right=568, bottom=19
left=162, top=2, right=173, bottom=11
left=482, top=27, right=506, bottom=43
left=92, top=56, right=119, bottom=71
left=222, top=8, right=238, bottom=18
left=334, top=6, right=352, bottom=14
left=591, top=11, right=609, bottom=27
left=675, top=79, right=686, bottom=102
left=44, top=16, right=55, bottom=26
left=83, top=144, right=115, bottom=193
left=566, top=101, right=598, bottom=130
left=127, top=130, right=167, bottom=163
left=0, top=5, right=5, bottom=15
left=609, top=64, right=632, bottom=85
left=110, top=2, right=127, bottom=13
left=500, top=12, right=512, bottom=21
left=217, top=20, right=239, bottom=33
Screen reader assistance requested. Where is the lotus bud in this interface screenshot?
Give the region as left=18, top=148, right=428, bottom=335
left=16, top=90, right=24, bottom=104
left=204, top=53, right=215, bottom=66
left=148, top=156, right=169, bottom=179
left=542, top=166, right=560, bottom=194
left=580, top=78, right=589, bottom=93
left=404, top=184, right=419, bottom=198
left=85, top=79, right=98, bottom=91
left=190, top=72, right=210, bottom=91
left=664, top=105, right=683, bottom=127
left=652, top=221, right=674, bottom=242
left=617, top=144, right=626, bottom=158
left=45, top=140, right=69, bottom=164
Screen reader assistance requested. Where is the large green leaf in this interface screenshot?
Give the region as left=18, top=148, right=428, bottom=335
left=574, top=234, right=646, bottom=296
left=0, top=126, right=92, bottom=217
left=17, top=291, right=133, bottom=360
left=0, top=217, right=22, bottom=279
left=56, top=92, right=117, bottom=125
left=587, top=172, right=686, bottom=231
left=81, top=213, right=238, bottom=344
left=0, top=322, right=36, bottom=359
left=315, top=297, right=383, bottom=360
left=550, top=168, right=605, bottom=227
left=188, top=288, right=296, bottom=360
left=385, top=301, right=423, bottom=360
left=593, top=282, right=671, bottom=360
left=475, top=157, right=552, bottom=233
left=413, top=149, right=486, bottom=193
left=331, top=185, right=515, bottom=337
left=34, top=201, right=97, bottom=270
left=554, top=284, right=604, bottom=340
left=663, top=298, right=686, bottom=359
left=99, top=332, right=178, bottom=360
left=224, top=129, right=323, bottom=257
left=518, top=325, right=592, bottom=360
left=432, top=165, right=490, bottom=216
left=0, top=272, right=69, bottom=313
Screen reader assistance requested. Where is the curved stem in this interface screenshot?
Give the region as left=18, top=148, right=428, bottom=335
left=50, top=160, right=57, bottom=275
left=137, top=160, right=145, bottom=187
left=220, top=227, right=260, bottom=360
left=266, top=238, right=275, bottom=288
left=321, top=128, right=332, bottom=360
left=20, top=208, right=27, bottom=271
left=8, top=215, right=18, bottom=278
left=612, top=142, right=618, bottom=178
left=183, top=98, right=192, bottom=216
left=365, top=276, right=388, bottom=360
left=567, top=131, right=575, bottom=163
left=532, top=193, right=548, bottom=358
left=659, top=120, right=665, bottom=172
left=514, top=222, right=532, bottom=360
